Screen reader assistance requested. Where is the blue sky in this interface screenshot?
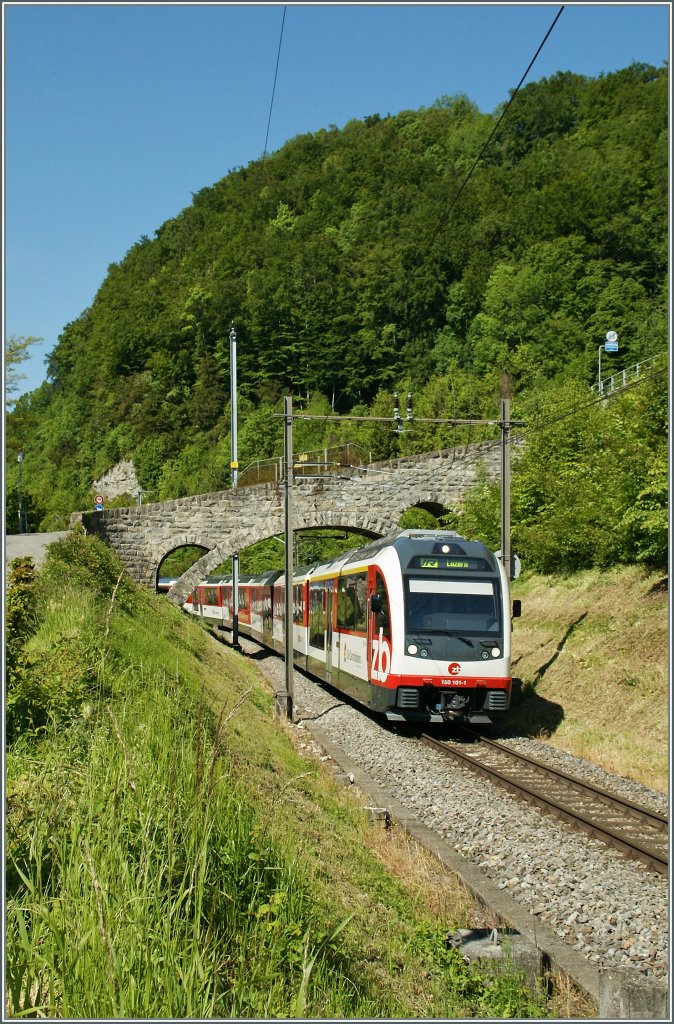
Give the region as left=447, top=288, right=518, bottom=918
left=4, top=2, right=670, bottom=399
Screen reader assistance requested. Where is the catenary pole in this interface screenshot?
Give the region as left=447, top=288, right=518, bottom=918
left=280, top=396, right=294, bottom=720
left=230, top=325, right=240, bottom=650
left=500, top=398, right=512, bottom=580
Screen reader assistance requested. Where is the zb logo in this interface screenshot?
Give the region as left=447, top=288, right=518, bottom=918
left=371, top=636, right=391, bottom=682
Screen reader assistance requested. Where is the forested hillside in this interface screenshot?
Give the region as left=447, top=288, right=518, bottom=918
left=6, top=63, right=668, bottom=572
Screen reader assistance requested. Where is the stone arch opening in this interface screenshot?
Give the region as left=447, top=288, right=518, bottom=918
left=397, top=502, right=450, bottom=530
left=165, top=514, right=396, bottom=607
left=156, top=544, right=209, bottom=588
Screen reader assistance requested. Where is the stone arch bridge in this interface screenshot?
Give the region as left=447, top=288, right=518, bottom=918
left=73, top=441, right=505, bottom=606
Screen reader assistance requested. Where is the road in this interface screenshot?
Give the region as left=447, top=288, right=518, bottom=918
left=5, top=532, right=69, bottom=571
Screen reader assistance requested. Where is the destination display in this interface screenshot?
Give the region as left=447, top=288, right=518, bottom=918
left=407, top=555, right=492, bottom=571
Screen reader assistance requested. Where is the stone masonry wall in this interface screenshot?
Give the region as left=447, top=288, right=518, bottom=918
left=73, top=440, right=507, bottom=605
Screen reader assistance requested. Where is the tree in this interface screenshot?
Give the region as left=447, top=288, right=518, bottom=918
left=5, top=335, right=42, bottom=407
left=3, top=63, right=667, bottom=554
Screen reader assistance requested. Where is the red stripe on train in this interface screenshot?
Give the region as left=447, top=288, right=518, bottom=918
left=373, top=674, right=512, bottom=691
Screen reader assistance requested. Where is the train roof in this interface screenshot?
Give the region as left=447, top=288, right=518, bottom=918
left=202, top=569, right=283, bottom=585
left=290, top=529, right=497, bottom=580
left=195, top=531, right=497, bottom=589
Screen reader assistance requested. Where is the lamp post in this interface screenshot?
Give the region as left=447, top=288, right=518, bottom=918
left=230, top=324, right=241, bottom=650
left=17, top=451, right=24, bottom=534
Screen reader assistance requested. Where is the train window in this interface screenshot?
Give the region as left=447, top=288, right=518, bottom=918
left=293, top=584, right=305, bottom=623
left=405, top=578, right=501, bottom=635
left=337, top=572, right=367, bottom=632
left=309, top=582, right=326, bottom=649
left=206, top=587, right=219, bottom=605
left=373, top=571, right=391, bottom=640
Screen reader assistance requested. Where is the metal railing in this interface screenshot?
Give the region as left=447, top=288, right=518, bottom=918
left=591, top=353, right=663, bottom=397
left=237, top=442, right=371, bottom=489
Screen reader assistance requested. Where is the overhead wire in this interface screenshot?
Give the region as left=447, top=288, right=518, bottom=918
left=249, top=4, right=656, bottom=450
left=415, top=5, right=565, bottom=268
left=512, top=367, right=668, bottom=443
left=263, top=5, right=287, bottom=160
left=450, top=366, right=669, bottom=460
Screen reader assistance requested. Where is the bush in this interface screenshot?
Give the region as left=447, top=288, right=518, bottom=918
left=41, top=524, right=135, bottom=606
left=6, top=533, right=133, bottom=741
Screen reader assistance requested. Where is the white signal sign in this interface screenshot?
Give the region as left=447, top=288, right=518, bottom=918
left=95, top=495, right=104, bottom=504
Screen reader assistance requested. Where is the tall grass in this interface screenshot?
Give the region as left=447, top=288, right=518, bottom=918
left=6, top=664, right=374, bottom=1018
left=6, top=535, right=551, bottom=1018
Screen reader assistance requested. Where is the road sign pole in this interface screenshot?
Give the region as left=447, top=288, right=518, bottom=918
left=598, top=331, right=618, bottom=394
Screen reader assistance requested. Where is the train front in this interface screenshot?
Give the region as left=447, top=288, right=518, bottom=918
left=385, top=532, right=514, bottom=724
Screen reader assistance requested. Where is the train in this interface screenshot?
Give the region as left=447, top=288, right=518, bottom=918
left=161, top=529, right=521, bottom=725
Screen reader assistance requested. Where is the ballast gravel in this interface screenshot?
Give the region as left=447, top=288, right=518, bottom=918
left=240, top=639, right=669, bottom=980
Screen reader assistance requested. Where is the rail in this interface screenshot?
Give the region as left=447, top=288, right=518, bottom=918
left=237, top=442, right=371, bottom=488
left=420, top=731, right=668, bottom=875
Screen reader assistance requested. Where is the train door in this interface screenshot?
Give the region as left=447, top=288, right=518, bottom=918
left=308, top=580, right=328, bottom=676
left=367, top=567, right=392, bottom=695
left=325, top=578, right=334, bottom=681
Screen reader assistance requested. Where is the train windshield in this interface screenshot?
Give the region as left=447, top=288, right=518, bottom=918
left=404, top=577, right=501, bottom=635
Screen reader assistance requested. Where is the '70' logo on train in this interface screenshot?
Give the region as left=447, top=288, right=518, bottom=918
left=371, top=636, right=391, bottom=682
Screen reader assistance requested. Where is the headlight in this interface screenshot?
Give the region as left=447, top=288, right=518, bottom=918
left=491, top=647, right=501, bottom=658
left=419, top=648, right=428, bottom=658
left=407, top=643, right=418, bottom=655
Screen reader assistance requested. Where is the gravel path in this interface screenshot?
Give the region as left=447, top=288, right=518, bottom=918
left=240, top=638, right=669, bottom=980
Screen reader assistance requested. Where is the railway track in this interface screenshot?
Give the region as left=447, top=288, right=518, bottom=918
left=420, top=730, right=668, bottom=875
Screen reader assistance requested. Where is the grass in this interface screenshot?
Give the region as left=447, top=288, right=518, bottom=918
left=509, top=565, right=668, bottom=791
left=6, top=533, right=558, bottom=1019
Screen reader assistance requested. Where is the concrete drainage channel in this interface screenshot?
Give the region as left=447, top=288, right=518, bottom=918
left=298, top=716, right=669, bottom=1020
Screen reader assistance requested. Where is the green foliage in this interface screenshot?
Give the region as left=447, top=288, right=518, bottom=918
left=5, top=334, right=42, bottom=407
left=621, top=446, right=668, bottom=566
left=3, top=62, right=668, bottom=574
left=6, top=550, right=550, bottom=1019
left=5, top=533, right=137, bottom=740
left=159, top=545, right=208, bottom=578
left=399, top=507, right=441, bottom=530
left=411, top=923, right=546, bottom=1018
left=6, top=557, right=39, bottom=682
left=7, top=591, right=105, bottom=740
left=41, top=524, right=134, bottom=601
left=446, top=465, right=502, bottom=551
left=511, top=371, right=668, bottom=573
